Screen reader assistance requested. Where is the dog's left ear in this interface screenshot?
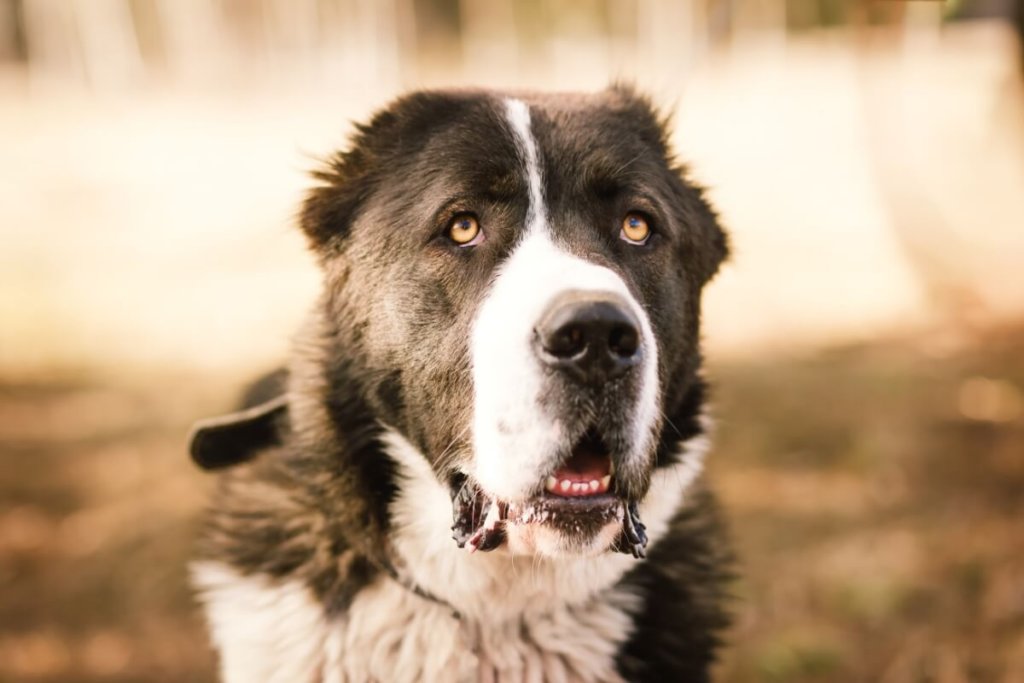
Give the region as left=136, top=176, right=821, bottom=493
left=686, top=184, right=731, bottom=283
left=188, top=395, right=288, bottom=470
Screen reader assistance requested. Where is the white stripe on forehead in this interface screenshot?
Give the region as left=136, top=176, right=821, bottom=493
left=503, top=98, right=548, bottom=233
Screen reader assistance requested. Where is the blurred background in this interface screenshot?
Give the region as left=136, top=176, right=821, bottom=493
left=2, top=0, right=1023, bottom=681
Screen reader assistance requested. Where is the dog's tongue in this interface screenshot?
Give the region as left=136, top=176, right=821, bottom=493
left=553, top=449, right=610, bottom=481
left=546, top=442, right=613, bottom=497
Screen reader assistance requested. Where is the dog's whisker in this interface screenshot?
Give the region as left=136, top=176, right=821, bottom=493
left=610, top=149, right=647, bottom=178
left=434, top=424, right=471, bottom=474
left=657, top=407, right=684, bottom=439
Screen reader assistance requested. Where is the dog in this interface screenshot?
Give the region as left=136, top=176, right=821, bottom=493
left=189, top=85, right=732, bottom=682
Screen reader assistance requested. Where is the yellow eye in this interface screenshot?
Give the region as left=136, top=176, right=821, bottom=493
left=447, top=214, right=482, bottom=246
left=621, top=213, right=651, bottom=244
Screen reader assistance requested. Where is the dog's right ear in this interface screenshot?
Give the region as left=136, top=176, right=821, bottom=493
left=299, top=105, right=400, bottom=250
left=188, top=395, right=288, bottom=470
left=300, top=91, right=472, bottom=250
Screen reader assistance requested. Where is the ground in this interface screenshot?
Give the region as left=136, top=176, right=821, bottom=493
left=1, top=326, right=1022, bottom=682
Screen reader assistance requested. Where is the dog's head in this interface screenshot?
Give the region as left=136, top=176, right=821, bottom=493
left=194, top=87, right=727, bottom=561
left=297, top=86, right=728, bottom=559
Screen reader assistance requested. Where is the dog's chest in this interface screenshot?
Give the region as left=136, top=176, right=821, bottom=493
left=333, top=576, right=633, bottom=683
left=197, top=561, right=636, bottom=683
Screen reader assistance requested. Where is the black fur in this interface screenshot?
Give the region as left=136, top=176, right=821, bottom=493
left=617, top=487, right=734, bottom=681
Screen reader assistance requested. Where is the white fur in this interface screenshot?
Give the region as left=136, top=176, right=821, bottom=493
left=503, top=98, right=547, bottom=233
left=192, top=561, right=329, bottom=683
left=471, top=100, right=661, bottom=503
left=194, top=429, right=710, bottom=682
left=470, top=230, right=661, bottom=503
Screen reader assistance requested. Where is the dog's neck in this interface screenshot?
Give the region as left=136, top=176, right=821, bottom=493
left=381, top=427, right=710, bottom=624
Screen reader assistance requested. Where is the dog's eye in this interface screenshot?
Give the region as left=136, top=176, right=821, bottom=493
left=620, top=212, right=651, bottom=245
left=446, top=214, right=484, bottom=247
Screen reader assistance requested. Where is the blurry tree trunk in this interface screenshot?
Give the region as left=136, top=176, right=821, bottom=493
left=856, top=5, right=987, bottom=326
left=0, top=0, right=27, bottom=62
left=1017, top=0, right=1024, bottom=72
left=460, top=0, right=518, bottom=83
left=636, top=0, right=701, bottom=88
left=71, top=0, right=144, bottom=90
left=392, top=0, right=419, bottom=86
left=262, top=0, right=319, bottom=76
left=731, top=0, right=785, bottom=38
left=154, top=0, right=227, bottom=86
left=21, top=0, right=83, bottom=84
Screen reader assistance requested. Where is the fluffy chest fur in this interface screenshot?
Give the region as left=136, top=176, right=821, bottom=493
left=196, top=560, right=637, bottom=683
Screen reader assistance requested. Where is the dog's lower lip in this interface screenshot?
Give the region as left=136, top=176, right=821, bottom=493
left=538, top=492, right=618, bottom=505
left=506, top=493, right=621, bottom=525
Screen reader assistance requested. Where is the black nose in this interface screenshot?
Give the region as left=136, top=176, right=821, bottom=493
left=533, top=292, right=642, bottom=384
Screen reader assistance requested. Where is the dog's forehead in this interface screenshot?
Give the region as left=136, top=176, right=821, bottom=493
left=400, top=89, right=665, bottom=173
left=520, top=91, right=665, bottom=146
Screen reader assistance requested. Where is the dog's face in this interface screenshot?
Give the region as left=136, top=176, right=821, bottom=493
left=302, top=87, right=727, bottom=558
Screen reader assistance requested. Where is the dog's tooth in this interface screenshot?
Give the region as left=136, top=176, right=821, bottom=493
left=482, top=501, right=502, bottom=531
left=589, top=480, right=599, bottom=492
left=574, top=482, right=587, bottom=493
left=609, top=460, right=615, bottom=476
left=600, top=475, right=611, bottom=490
left=560, top=480, right=572, bottom=493
left=545, top=476, right=558, bottom=492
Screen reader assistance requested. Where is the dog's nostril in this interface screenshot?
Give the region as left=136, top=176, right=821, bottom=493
left=609, top=327, right=638, bottom=359
left=608, top=324, right=639, bottom=359
left=547, top=324, right=587, bottom=359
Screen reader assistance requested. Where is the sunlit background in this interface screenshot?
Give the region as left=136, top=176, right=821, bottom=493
left=2, top=1, right=1023, bottom=681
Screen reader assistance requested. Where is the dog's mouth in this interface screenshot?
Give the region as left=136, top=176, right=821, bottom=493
left=450, top=429, right=649, bottom=558
left=541, top=429, right=614, bottom=497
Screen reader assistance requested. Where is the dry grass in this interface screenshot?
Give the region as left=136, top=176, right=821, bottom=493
left=1, top=327, right=1022, bottom=682
left=712, top=326, right=1024, bottom=682
left=0, top=375, right=227, bottom=682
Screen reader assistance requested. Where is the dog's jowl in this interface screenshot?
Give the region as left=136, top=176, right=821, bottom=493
left=189, top=86, right=732, bottom=682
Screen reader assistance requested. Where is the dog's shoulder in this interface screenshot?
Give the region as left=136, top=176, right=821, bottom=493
left=192, top=366, right=384, bottom=617
left=194, top=446, right=381, bottom=612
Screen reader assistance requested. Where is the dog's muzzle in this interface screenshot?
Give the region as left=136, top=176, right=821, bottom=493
left=466, top=242, right=659, bottom=558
